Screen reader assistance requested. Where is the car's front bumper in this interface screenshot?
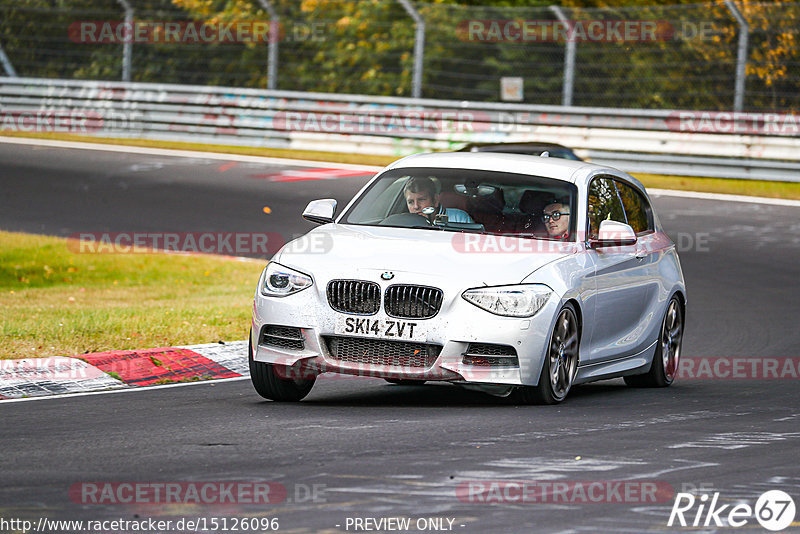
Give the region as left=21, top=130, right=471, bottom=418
left=251, top=283, right=561, bottom=387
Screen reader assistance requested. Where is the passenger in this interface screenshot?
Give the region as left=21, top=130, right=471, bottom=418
left=403, top=176, right=473, bottom=223
left=542, top=200, right=571, bottom=239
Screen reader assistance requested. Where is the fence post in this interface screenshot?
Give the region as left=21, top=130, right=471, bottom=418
left=724, top=0, right=749, bottom=111
left=0, top=41, right=17, bottom=77
left=256, top=0, right=279, bottom=90
left=549, top=6, right=575, bottom=107
left=397, top=0, right=425, bottom=98
left=115, top=0, right=133, bottom=82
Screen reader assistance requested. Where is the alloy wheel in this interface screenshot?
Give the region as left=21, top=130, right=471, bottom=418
left=549, top=307, right=579, bottom=400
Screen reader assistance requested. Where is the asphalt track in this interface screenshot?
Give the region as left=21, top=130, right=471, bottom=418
left=1, top=141, right=800, bottom=533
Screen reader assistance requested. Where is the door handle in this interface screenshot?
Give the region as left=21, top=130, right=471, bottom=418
left=635, top=250, right=647, bottom=260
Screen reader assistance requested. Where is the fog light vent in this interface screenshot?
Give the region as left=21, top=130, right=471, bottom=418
left=261, top=325, right=304, bottom=350
left=462, top=343, right=518, bottom=367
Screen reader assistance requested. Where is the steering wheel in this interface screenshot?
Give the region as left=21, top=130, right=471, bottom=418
left=379, top=213, right=432, bottom=227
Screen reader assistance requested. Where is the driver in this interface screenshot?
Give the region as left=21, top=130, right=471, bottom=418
left=403, top=177, right=473, bottom=223
left=542, top=200, right=571, bottom=239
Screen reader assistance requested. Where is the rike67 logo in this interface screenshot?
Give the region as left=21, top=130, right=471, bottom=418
left=668, top=490, right=796, bottom=531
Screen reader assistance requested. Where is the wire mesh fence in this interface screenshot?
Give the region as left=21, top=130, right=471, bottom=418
left=0, top=0, right=798, bottom=111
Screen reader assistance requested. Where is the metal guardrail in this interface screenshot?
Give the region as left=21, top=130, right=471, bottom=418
left=587, top=151, right=800, bottom=182
left=1, top=77, right=798, bottom=181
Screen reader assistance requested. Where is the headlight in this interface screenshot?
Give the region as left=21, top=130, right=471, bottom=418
left=462, top=284, right=552, bottom=317
left=260, top=262, right=313, bottom=297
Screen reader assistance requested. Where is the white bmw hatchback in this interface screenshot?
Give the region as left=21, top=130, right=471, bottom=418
left=249, top=152, right=686, bottom=404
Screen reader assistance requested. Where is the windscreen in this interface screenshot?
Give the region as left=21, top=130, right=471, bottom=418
left=340, top=167, right=578, bottom=241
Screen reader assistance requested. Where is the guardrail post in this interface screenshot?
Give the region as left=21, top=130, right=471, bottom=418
left=257, top=0, right=279, bottom=90
left=0, top=41, right=17, bottom=77
left=397, top=0, right=425, bottom=99
left=549, top=6, right=575, bottom=107
left=724, top=0, right=749, bottom=111
left=115, top=0, right=133, bottom=82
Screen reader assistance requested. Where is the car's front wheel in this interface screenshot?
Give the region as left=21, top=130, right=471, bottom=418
left=625, top=296, right=683, bottom=388
left=514, top=302, right=580, bottom=405
left=249, top=333, right=315, bottom=401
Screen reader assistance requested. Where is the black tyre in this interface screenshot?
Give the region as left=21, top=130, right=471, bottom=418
left=624, top=297, right=683, bottom=388
left=514, top=302, right=580, bottom=405
left=249, top=333, right=315, bottom=401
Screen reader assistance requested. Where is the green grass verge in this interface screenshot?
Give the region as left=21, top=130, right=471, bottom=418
left=0, top=230, right=263, bottom=360
left=633, top=173, right=800, bottom=201
left=3, top=131, right=799, bottom=200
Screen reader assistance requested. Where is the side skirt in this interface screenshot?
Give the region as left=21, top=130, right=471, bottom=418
left=573, top=340, right=658, bottom=385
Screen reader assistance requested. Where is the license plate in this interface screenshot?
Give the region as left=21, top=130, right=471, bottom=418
left=334, top=315, right=427, bottom=342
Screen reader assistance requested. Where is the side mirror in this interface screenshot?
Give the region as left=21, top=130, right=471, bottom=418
left=303, top=199, right=337, bottom=225
left=591, top=220, right=637, bottom=247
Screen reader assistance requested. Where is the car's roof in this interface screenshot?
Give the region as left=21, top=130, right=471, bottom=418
left=385, top=152, right=644, bottom=191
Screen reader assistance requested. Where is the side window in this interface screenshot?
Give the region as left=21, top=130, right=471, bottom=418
left=615, top=180, right=654, bottom=235
left=587, top=177, right=626, bottom=239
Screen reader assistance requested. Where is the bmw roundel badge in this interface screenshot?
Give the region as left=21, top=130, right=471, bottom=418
left=381, top=272, right=394, bottom=281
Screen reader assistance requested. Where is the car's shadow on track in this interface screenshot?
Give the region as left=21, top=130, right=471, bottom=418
left=246, top=378, right=677, bottom=408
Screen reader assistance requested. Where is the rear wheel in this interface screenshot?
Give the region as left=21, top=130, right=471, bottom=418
left=249, top=333, right=315, bottom=401
left=624, top=297, right=683, bottom=388
left=514, top=303, right=579, bottom=405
